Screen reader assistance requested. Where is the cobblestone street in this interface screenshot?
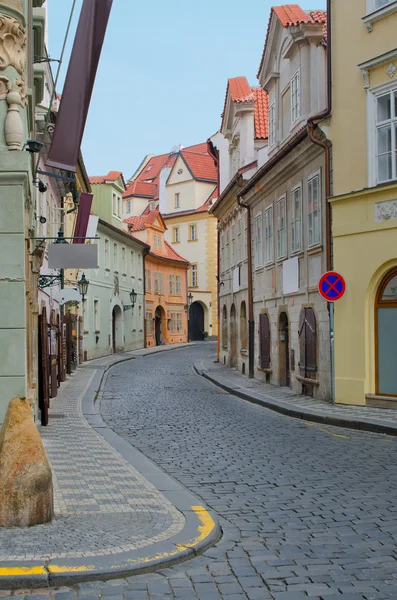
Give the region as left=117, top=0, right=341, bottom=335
left=4, top=343, right=397, bottom=599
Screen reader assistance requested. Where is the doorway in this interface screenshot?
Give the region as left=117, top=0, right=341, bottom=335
left=155, top=306, right=164, bottom=346
left=189, top=301, right=205, bottom=341
left=376, top=269, right=397, bottom=396
left=230, top=304, right=237, bottom=367
left=278, top=311, right=290, bottom=387
left=112, top=305, right=122, bottom=353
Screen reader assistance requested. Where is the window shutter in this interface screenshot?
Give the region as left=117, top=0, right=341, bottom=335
left=299, top=308, right=317, bottom=377
left=259, top=313, right=271, bottom=369
left=298, top=310, right=306, bottom=377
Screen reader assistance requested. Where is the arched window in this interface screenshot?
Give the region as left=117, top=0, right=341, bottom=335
left=376, top=269, right=397, bottom=396
left=222, top=305, right=228, bottom=349
left=259, top=312, right=271, bottom=369
left=240, top=301, right=248, bottom=351
left=298, top=307, right=317, bottom=379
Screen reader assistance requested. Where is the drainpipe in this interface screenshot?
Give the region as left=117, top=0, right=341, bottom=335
left=142, top=245, right=149, bottom=348
left=306, top=0, right=335, bottom=401
left=236, top=175, right=254, bottom=378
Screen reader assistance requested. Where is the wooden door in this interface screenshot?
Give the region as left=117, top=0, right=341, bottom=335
left=38, top=307, right=49, bottom=426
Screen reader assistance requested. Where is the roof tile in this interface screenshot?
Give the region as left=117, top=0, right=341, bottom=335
left=123, top=181, right=158, bottom=199
left=252, top=87, right=269, bottom=139
left=181, top=150, right=217, bottom=182
left=89, top=171, right=125, bottom=186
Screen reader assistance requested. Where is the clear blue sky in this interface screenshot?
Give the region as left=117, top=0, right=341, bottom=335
left=48, top=0, right=326, bottom=179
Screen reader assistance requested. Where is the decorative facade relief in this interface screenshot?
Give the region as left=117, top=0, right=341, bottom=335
left=0, top=73, right=9, bottom=99
left=375, top=200, right=397, bottom=222
left=5, top=79, right=22, bottom=150
left=386, top=63, right=397, bottom=79
left=0, top=14, right=26, bottom=75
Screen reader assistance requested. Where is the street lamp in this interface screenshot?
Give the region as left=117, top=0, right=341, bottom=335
left=123, top=288, right=137, bottom=312
left=188, top=292, right=193, bottom=306
left=77, top=272, right=89, bottom=302
left=187, top=293, right=193, bottom=342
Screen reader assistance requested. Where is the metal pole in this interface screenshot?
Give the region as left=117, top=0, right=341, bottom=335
left=330, top=302, right=335, bottom=404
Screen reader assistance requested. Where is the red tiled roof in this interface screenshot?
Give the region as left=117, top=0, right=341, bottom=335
left=228, top=77, right=254, bottom=103
left=123, top=181, right=158, bottom=199
left=124, top=208, right=160, bottom=232
left=136, top=153, right=177, bottom=183
left=257, top=5, right=327, bottom=78
left=181, top=150, right=217, bottom=182
left=89, top=171, right=125, bottom=186
left=252, top=87, right=269, bottom=139
left=183, top=142, right=209, bottom=154
left=150, top=240, right=189, bottom=264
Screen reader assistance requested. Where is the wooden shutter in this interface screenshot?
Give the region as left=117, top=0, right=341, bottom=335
left=298, top=310, right=306, bottom=377
left=259, top=313, right=271, bottom=369
left=38, top=307, right=49, bottom=426
left=298, top=308, right=317, bottom=378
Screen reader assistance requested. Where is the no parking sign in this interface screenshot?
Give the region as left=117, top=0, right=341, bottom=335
left=318, top=271, right=346, bottom=302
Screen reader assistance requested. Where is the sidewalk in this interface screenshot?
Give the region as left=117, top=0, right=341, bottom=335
left=0, top=343, right=220, bottom=590
left=194, top=358, right=397, bottom=436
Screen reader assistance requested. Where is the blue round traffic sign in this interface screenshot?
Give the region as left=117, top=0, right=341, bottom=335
left=318, top=271, right=346, bottom=302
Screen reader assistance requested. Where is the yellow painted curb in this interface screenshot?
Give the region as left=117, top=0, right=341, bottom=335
left=0, top=566, right=46, bottom=577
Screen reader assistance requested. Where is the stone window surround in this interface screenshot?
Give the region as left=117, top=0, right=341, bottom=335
left=362, top=0, right=397, bottom=32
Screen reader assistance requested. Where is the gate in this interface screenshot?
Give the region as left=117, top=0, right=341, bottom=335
left=38, top=307, right=49, bottom=426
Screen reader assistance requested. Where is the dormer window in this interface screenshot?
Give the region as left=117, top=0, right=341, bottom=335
left=268, top=103, right=275, bottom=147
left=291, top=71, right=300, bottom=124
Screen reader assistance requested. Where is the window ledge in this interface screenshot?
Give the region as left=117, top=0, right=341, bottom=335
left=240, top=349, right=248, bottom=356
left=188, top=239, right=198, bottom=243
left=362, top=2, right=397, bottom=31
left=257, top=367, right=272, bottom=374
left=94, top=330, right=100, bottom=334
left=307, top=245, right=323, bottom=256
left=295, top=374, right=320, bottom=386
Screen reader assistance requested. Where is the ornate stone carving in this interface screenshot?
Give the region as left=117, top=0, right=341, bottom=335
left=5, top=79, right=22, bottom=150
left=375, top=200, right=397, bottom=222
left=0, top=14, right=26, bottom=75
left=0, top=74, right=9, bottom=99
left=15, top=75, right=26, bottom=105
left=362, top=68, right=370, bottom=89
left=386, top=63, right=397, bottom=79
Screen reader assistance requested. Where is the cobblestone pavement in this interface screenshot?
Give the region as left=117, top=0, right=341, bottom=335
left=0, top=360, right=184, bottom=561
left=4, top=343, right=397, bottom=599
left=196, top=358, right=397, bottom=427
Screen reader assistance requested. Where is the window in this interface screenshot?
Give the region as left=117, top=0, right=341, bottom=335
left=189, top=224, right=197, bottom=241
left=308, top=174, right=321, bottom=247
left=105, top=239, right=110, bottom=269
left=176, top=275, right=181, bottom=295
left=130, top=251, right=135, bottom=277
left=169, top=274, right=175, bottom=294
left=236, top=219, right=241, bottom=263
left=117, top=196, right=121, bottom=218
left=173, top=227, right=180, bottom=243
left=291, top=186, right=302, bottom=254
left=376, top=87, right=397, bottom=183
left=94, top=299, right=100, bottom=332
left=191, top=264, right=198, bottom=287
left=265, top=207, right=274, bottom=264
left=231, top=224, right=236, bottom=266
left=146, top=311, right=153, bottom=334
left=222, top=305, right=228, bottom=349
left=121, top=247, right=126, bottom=274
left=254, top=214, right=262, bottom=268
left=299, top=308, right=317, bottom=381
left=269, top=103, right=275, bottom=147
left=112, top=194, right=117, bottom=216
left=170, top=312, right=183, bottom=333
left=113, top=243, right=118, bottom=272
left=259, top=313, right=271, bottom=369
left=240, top=301, right=248, bottom=351
left=145, top=269, right=151, bottom=292
left=175, top=193, right=180, bottom=208
left=127, top=200, right=131, bottom=214
left=291, top=71, right=300, bottom=123
left=276, top=197, right=286, bottom=259
left=225, top=230, right=230, bottom=270
left=154, top=272, right=159, bottom=293
left=375, top=0, right=394, bottom=8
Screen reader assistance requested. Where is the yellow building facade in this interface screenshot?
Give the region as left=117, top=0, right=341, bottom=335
left=330, top=0, right=397, bottom=406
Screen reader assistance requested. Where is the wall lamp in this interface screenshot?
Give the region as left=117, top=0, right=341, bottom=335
left=77, top=272, right=89, bottom=302
left=123, top=288, right=137, bottom=312
left=24, top=139, right=43, bottom=153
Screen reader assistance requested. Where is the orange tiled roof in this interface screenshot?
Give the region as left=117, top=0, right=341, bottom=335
left=124, top=208, right=160, bottom=232
left=181, top=150, right=217, bottom=182
left=123, top=181, right=158, bottom=199
left=89, top=171, right=125, bottom=186
left=257, top=5, right=327, bottom=78
left=136, top=153, right=177, bottom=183
left=228, top=77, right=254, bottom=103
left=150, top=240, right=189, bottom=264
left=252, top=87, right=269, bottom=139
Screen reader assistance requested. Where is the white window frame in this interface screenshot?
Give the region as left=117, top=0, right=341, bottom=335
left=291, top=184, right=302, bottom=254
left=130, top=251, right=135, bottom=278
left=173, top=227, right=180, bottom=243
left=291, top=71, right=300, bottom=124
left=264, top=206, right=274, bottom=265
left=169, top=274, right=175, bottom=295
left=117, top=196, right=121, bottom=219
left=254, top=213, right=263, bottom=269
left=113, top=243, right=118, bottom=272
left=191, top=264, right=198, bottom=287
left=112, top=194, right=117, bottom=217
left=269, top=103, right=276, bottom=147
left=189, top=224, right=197, bottom=241
left=307, top=170, right=322, bottom=248
left=105, top=239, right=110, bottom=270
left=175, top=193, right=180, bottom=208
left=363, top=0, right=397, bottom=30
left=276, top=196, right=287, bottom=260
left=368, top=82, right=397, bottom=185
left=121, top=247, right=126, bottom=275
left=176, top=275, right=181, bottom=295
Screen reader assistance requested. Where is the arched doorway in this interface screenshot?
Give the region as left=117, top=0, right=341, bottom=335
left=376, top=268, right=397, bottom=396
left=155, top=306, right=165, bottom=346
left=230, top=304, right=237, bottom=367
left=240, top=301, right=248, bottom=352
left=112, top=305, right=123, bottom=353
left=222, top=305, right=228, bottom=350
left=278, top=312, right=290, bottom=387
left=189, top=302, right=205, bottom=341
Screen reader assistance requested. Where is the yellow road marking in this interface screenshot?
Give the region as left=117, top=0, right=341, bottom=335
left=305, top=422, right=393, bottom=442
left=0, top=506, right=216, bottom=578
left=0, top=566, right=46, bottom=577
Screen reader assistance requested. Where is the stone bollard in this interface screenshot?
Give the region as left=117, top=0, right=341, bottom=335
left=0, top=397, right=53, bottom=527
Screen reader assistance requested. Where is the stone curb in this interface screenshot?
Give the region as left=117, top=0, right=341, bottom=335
left=0, top=344, right=220, bottom=590
left=194, top=363, right=397, bottom=437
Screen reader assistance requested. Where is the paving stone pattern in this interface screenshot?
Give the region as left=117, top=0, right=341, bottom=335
left=5, top=343, right=397, bottom=599
left=0, top=361, right=184, bottom=561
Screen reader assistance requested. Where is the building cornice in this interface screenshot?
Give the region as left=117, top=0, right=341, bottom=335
left=362, top=1, right=397, bottom=32
left=359, top=48, right=397, bottom=88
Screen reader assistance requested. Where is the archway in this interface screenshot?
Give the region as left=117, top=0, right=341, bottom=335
left=230, top=304, right=237, bottom=367
left=112, top=305, right=123, bottom=353
left=278, top=312, right=290, bottom=387
left=376, top=268, right=397, bottom=396
left=155, top=306, right=165, bottom=346
left=189, top=302, right=205, bottom=341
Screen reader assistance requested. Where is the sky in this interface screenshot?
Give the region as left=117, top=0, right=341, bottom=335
left=47, top=0, right=326, bottom=180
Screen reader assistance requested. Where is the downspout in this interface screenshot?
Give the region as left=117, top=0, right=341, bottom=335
left=142, top=245, right=149, bottom=348
left=236, top=175, right=254, bottom=378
